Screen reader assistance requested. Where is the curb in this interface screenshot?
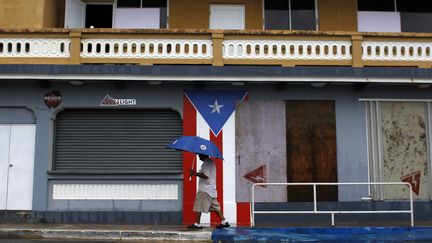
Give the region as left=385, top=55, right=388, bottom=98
left=0, top=228, right=212, bottom=241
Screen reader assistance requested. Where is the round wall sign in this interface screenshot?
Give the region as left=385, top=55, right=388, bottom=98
left=44, top=90, right=62, bottom=108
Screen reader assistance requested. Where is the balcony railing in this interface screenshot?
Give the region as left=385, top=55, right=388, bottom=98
left=0, top=29, right=431, bottom=68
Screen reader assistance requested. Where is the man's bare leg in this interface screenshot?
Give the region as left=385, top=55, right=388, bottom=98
left=195, top=212, right=202, bottom=224
left=214, top=209, right=226, bottom=221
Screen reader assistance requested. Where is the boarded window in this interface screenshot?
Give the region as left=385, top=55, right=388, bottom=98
left=235, top=100, right=338, bottom=203
left=367, top=101, right=430, bottom=200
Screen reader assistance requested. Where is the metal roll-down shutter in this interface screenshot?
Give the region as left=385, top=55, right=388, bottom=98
left=54, top=109, right=182, bottom=173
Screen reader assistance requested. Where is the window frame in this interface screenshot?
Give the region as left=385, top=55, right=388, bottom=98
left=263, top=0, right=318, bottom=31
left=113, top=0, right=168, bottom=29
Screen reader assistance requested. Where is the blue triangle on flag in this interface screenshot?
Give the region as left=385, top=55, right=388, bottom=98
left=186, top=90, right=247, bottom=136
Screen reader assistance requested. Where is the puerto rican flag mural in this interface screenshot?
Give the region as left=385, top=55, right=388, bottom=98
left=183, top=90, right=250, bottom=226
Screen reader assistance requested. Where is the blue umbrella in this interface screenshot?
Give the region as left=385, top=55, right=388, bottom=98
left=167, top=136, right=223, bottom=160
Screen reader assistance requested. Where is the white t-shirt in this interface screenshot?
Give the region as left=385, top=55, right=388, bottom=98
left=198, top=157, right=217, bottom=198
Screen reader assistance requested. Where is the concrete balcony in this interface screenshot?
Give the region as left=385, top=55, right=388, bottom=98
left=0, top=29, right=432, bottom=68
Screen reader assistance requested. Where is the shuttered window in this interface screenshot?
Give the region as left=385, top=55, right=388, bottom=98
left=54, top=109, right=182, bottom=173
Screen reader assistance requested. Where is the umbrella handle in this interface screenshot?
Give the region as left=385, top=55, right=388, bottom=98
left=189, top=155, right=196, bottom=182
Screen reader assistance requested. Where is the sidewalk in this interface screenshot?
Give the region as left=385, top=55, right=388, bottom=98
left=0, top=223, right=213, bottom=242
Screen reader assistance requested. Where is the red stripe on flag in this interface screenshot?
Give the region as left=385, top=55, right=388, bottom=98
left=183, top=95, right=197, bottom=225
left=237, top=202, right=251, bottom=226
left=243, top=93, right=249, bottom=101
left=210, top=131, right=223, bottom=226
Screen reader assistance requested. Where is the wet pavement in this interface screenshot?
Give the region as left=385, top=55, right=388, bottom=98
left=0, top=240, right=197, bottom=243
left=213, top=226, right=432, bottom=242
left=1, top=222, right=432, bottom=242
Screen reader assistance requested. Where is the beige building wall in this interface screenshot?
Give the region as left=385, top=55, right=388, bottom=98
left=43, top=0, right=65, bottom=28
left=318, top=0, right=358, bottom=31
left=169, top=0, right=262, bottom=29
left=0, top=0, right=357, bottom=31
left=0, top=0, right=64, bottom=28
left=0, top=0, right=45, bottom=28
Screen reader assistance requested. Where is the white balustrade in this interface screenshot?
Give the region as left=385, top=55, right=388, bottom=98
left=0, top=38, right=70, bottom=58
left=223, top=40, right=352, bottom=60
left=80, top=39, right=213, bottom=59
left=3, top=36, right=432, bottom=65
left=363, top=41, right=432, bottom=61
left=53, top=184, right=178, bottom=200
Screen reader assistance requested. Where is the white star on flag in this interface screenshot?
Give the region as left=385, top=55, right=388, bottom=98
left=209, top=100, right=224, bottom=114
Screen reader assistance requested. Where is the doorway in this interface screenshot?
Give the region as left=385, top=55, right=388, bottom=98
left=0, top=124, right=36, bottom=210
left=286, top=101, right=338, bottom=202
left=64, top=0, right=113, bottom=28
left=85, top=4, right=113, bottom=28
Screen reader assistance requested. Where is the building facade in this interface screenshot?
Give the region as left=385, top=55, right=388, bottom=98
left=1, top=0, right=432, bottom=226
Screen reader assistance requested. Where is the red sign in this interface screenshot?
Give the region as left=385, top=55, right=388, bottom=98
left=401, top=170, right=421, bottom=196
left=243, top=165, right=266, bottom=187
left=43, top=90, right=62, bottom=108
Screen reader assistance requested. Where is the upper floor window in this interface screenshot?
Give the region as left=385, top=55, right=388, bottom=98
left=117, top=0, right=166, bottom=8
left=65, top=0, right=167, bottom=29
left=358, top=0, right=432, bottom=32
left=115, top=0, right=167, bottom=28
left=264, top=0, right=316, bottom=30
left=358, top=0, right=395, bottom=12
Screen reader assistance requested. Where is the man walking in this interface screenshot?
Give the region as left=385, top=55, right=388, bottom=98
left=188, top=154, right=230, bottom=229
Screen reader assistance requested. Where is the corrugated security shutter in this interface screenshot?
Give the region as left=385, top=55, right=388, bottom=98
left=54, top=109, right=182, bottom=173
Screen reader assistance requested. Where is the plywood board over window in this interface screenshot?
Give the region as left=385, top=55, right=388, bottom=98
left=381, top=102, right=429, bottom=199
left=235, top=101, right=287, bottom=203
left=286, top=100, right=338, bottom=202
left=366, top=101, right=432, bottom=200
left=235, top=100, right=338, bottom=203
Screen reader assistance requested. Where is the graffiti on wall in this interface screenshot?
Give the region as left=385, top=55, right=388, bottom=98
left=401, top=170, right=421, bottom=196
left=243, top=165, right=267, bottom=188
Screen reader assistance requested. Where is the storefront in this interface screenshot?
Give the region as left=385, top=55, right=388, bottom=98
left=1, top=65, right=432, bottom=224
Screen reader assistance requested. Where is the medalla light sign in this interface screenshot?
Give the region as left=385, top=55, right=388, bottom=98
left=99, top=94, right=136, bottom=106
left=44, top=90, right=62, bottom=108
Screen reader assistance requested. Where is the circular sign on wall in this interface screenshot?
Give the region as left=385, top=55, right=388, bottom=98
left=43, top=90, right=62, bottom=108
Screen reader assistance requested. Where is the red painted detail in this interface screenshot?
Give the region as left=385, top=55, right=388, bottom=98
left=210, top=131, right=223, bottom=226
left=243, top=93, right=249, bottom=101
left=237, top=202, right=251, bottom=226
left=243, top=165, right=267, bottom=187
left=401, top=170, right=421, bottom=196
left=183, top=95, right=197, bottom=225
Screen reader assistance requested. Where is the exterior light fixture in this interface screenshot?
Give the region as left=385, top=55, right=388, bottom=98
left=310, top=82, right=326, bottom=88
left=148, top=81, right=162, bottom=85
left=231, top=81, right=245, bottom=86
left=416, top=84, right=431, bottom=89
left=69, top=80, right=84, bottom=86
